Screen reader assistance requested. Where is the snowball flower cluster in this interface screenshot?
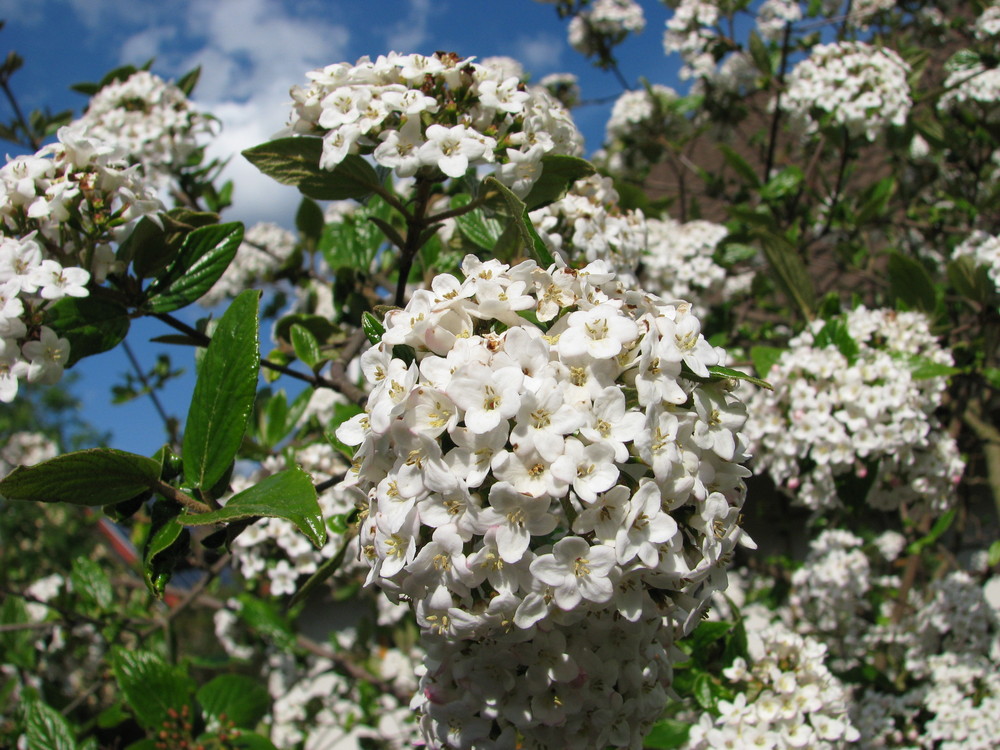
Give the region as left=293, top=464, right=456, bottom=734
left=567, top=0, right=646, bottom=57
left=289, top=52, right=582, bottom=196
left=686, top=622, right=860, bottom=749
left=939, top=52, right=1000, bottom=122
left=200, top=222, right=298, bottom=307
left=757, top=0, right=801, bottom=43
left=77, top=71, right=215, bottom=184
left=529, top=174, right=647, bottom=284
left=641, top=217, right=728, bottom=318
left=338, top=254, right=754, bottom=746
left=663, top=0, right=722, bottom=82
left=953, top=230, right=1000, bottom=293
left=606, top=84, right=679, bottom=143
left=747, top=306, right=964, bottom=514
left=0, top=124, right=161, bottom=401
left=601, top=84, right=683, bottom=176
left=781, top=41, right=911, bottom=141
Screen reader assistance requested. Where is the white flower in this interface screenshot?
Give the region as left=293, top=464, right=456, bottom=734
left=475, top=482, right=558, bottom=563
left=20, top=326, right=69, bottom=385
left=530, top=536, right=617, bottom=610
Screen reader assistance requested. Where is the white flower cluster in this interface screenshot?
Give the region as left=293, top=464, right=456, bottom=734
left=0, top=431, right=57, bottom=476
left=0, top=125, right=161, bottom=402
left=780, top=41, right=911, bottom=142
left=686, top=622, right=860, bottom=749
left=977, top=3, right=1000, bottom=38
left=663, top=0, right=722, bottom=82
left=939, top=52, right=1000, bottom=122
left=747, top=306, right=964, bottom=514
left=567, top=0, right=646, bottom=57
left=529, top=174, right=646, bottom=284
left=757, top=0, right=801, bottom=43
left=337, top=254, right=754, bottom=746
left=845, top=0, right=897, bottom=28
left=289, top=52, right=582, bottom=196
left=77, top=71, right=215, bottom=184
left=538, top=72, right=581, bottom=109
left=601, top=84, right=682, bottom=176
left=953, top=230, right=1000, bottom=292
left=641, top=217, right=728, bottom=318
left=199, top=222, right=298, bottom=307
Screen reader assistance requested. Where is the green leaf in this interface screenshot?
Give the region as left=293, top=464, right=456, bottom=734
left=362, top=310, right=385, bottom=344
left=748, top=30, right=772, bottom=76
left=692, top=671, right=716, bottom=711
left=760, top=166, right=803, bottom=201
left=111, top=648, right=195, bottom=731
left=176, top=66, right=201, bottom=97
left=719, top=144, right=761, bottom=188
left=481, top=177, right=553, bottom=265
left=1, top=596, right=37, bottom=670
left=907, top=509, right=956, bottom=555
left=183, top=290, right=260, bottom=491
left=142, top=516, right=186, bottom=599
left=143, top=223, right=244, bottom=313
left=856, top=177, right=896, bottom=224
left=706, top=365, right=773, bottom=390
left=196, top=674, right=270, bottom=729
left=888, top=252, right=938, bottom=314
left=452, top=196, right=504, bottom=251
left=295, top=197, right=325, bottom=243
left=235, top=594, right=296, bottom=650
left=0, top=448, right=160, bottom=505
left=273, top=313, right=337, bottom=346
left=750, top=346, right=784, bottom=379
left=985, top=368, right=1000, bottom=391
left=290, top=324, right=322, bottom=369
left=70, top=557, right=113, bottom=613
left=689, top=620, right=733, bottom=652
left=989, top=540, right=1000, bottom=568
left=242, top=137, right=379, bottom=200
left=756, top=230, right=815, bottom=318
left=521, top=154, right=595, bottom=211
left=814, top=318, right=859, bottom=364
left=21, top=698, right=77, bottom=750
left=644, top=719, right=691, bottom=749
left=45, top=296, right=130, bottom=366
left=948, top=255, right=994, bottom=306
left=907, top=357, right=960, bottom=380
left=181, top=467, right=326, bottom=549
left=260, top=389, right=290, bottom=448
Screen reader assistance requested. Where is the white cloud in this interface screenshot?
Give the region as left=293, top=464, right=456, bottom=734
left=384, top=0, right=434, bottom=52
left=515, top=32, right=564, bottom=73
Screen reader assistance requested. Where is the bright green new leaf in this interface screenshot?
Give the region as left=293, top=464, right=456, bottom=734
left=760, top=166, right=804, bottom=201
left=814, top=318, right=859, bottom=364
left=948, top=255, right=994, bottom=306
left=290, top=323, right=322, bottom=369
left=362, top=310, right=386, bottom=344
left=242, top=137, right=380, bottom=200
left=196, top=674, right=270, bottom=729
left=0, top=448, right=160, bottom=505
left=45, top=296, right=130, bottom=366
left=181, top=467, right=326, bottom=549
left=142, top=516, right=186, bottom=598
left=521, top=154, right=596, bottom=211
left=21, top=699, right=77, bottom=750
left=452, top=195, right=504, bottom=251
left=907, top=509, right=956, bottom=555
left=643, top=719, right=692, bottom=749
left=143, top=223, right=244, bottom=313
left=235, top=593, right=296, bottom=650
left=888, top=252, right=938, bottom=314
left=706, top=365, right=773, bottom=390
left=183, top=289, right=261, bottom=491
left=111, top=648, right=196, bottom=731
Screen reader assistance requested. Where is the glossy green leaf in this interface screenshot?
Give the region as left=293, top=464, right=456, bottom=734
left=295, top=196, right=325, bottom=243
left=760, top=166, right=803, bottom=201
left=756, top=230, right=815, bottom=318
left=196, top=674, right=270, bottom=729
left=45, top=296, right=130, bottom=366
left=814, top=318, right=859, bottom=364
left=907, top=357, right=960, bottom=380
left=290, top=324, right=322, bottom=369
left=0, top=448, right=160, bottom=505
left=242, top=137, right=379, bottom=200
left=452, top=196, right=503, bottom=251
left=644, top=719, right=692, bottom=749
left=888, top=252, right=938, bottom=314
left=176, top=65, right=201, bottom=96
left=719, top=144, right=761, bottom=188
left=948, top=255, right=994, bottom=306
left=142, top=516, right=186, bottom=599
left=750, top=346, right=784, bottom=379
left=907, top=509, right=956, bottom=555
left=143, top=223, right=244, bottom=313
left=1, top=596, right=37, bottom=670
left=692, top=671, right=716, bottom=711
left=235, top=594, right=296, bottom=650
left=521, top=154, right=595, bottom=211
left=21, top=699, right=77, bottom=750
left=706, top=365, right=773, bottom=390
left=748, top=30, right=771, bottom=76
left=362, top=310, right=386, bottom=344
left=181, top=467, right=326, bottom=549
left=689, top=620, right=733, bottom=652
left=111, top=648, right=195, bottom=731
left=183, top=290, right=261, bottom=491
left=481, top=177, right=553, bottom=265
left=273, top=313, right=338, bottom=345
left=70, top=557, right=113, bottom=613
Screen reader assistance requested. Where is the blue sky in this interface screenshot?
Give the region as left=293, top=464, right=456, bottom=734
left=2, top=0, right=682, bottom=455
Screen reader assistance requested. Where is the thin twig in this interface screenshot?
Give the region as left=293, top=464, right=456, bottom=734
left=122, top=339, right=179, bottom=445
